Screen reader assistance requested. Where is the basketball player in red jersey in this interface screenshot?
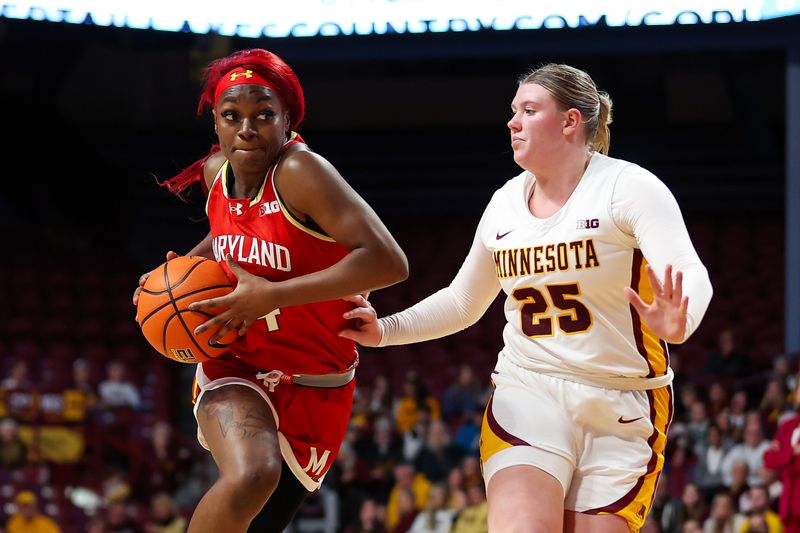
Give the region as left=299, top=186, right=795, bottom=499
left=132, top=49, right=407, bottom=532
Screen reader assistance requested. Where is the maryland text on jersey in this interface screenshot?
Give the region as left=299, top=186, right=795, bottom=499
left=212, top=234, right=292, bottom=272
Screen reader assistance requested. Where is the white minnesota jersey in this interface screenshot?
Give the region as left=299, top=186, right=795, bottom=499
left=482, top=153, right=672, bottom=390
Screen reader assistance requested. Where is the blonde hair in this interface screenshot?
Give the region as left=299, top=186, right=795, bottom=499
left=519, top=64, right=613, bottom=154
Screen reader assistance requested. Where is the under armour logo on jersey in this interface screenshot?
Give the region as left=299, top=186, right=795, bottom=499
left=577, top=218, right=599, bottom=229
left=229, top=203, right=244, bottom=216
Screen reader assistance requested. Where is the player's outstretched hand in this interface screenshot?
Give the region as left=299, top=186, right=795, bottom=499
left=339, top=294, right=382, bottom=347
left=189, top=255, right=272, bottom=343
left=132, top=251, right=179, bottom=307
left=624, top=264, right=688, bottom=344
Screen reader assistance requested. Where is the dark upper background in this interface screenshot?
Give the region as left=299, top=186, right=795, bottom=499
left=0, top=16, right=793, bottom=267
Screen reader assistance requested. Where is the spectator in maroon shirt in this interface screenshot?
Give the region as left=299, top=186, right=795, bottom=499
left=762, top=372, right=800, bottom=533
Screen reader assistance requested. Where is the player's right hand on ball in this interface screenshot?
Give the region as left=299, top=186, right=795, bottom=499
left=132, top=251, right=179, bottom=307
left=338, top=294, right=382, bottom=347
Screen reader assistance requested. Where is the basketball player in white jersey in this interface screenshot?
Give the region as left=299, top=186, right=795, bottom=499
left=340, top=64, right=713, bottom=532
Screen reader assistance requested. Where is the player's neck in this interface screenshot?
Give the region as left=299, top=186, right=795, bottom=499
left=228, top=165, right=267, bottom=199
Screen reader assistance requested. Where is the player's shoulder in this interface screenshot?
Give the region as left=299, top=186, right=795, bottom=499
left=279, top=144, right=333, bottom=180
left=203, top=151, right=227, bottom=189
left=495, top=170, right=529, bottom=199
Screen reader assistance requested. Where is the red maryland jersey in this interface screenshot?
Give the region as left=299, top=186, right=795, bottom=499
left=205, top=140, right=358, bottom=374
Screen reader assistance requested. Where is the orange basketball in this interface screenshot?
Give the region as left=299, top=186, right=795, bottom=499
left=137, top=256, right=238, bottom=363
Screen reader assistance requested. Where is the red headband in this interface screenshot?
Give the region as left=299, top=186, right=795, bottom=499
left=213, top=67, right=275, bottom=105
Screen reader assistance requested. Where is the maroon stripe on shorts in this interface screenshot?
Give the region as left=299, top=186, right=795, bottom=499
left=486, top=395, right=530, bottom=446
left=584, top=387, right=670, bottom=516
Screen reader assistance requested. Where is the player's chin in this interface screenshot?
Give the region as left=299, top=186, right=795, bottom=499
left=232, top=149, right=269, bottom=169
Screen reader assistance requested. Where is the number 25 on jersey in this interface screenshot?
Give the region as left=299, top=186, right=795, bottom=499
left=512, top=282, right=592, bottom=337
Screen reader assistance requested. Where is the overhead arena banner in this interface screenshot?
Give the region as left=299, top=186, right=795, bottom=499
left=1, top=1, right=799, bottom=38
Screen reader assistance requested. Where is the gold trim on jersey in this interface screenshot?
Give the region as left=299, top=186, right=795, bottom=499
left=630, top=252, right=669, bottom=377
left=219, top=160, right=268, bottom=207
left=191, top=377, right=201, bottom=405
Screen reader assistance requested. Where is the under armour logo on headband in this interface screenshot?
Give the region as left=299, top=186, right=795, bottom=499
left=229, top=70, right=254, bottom=81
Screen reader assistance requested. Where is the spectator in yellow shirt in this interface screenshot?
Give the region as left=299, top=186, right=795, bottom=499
left=6, top=491, right=61, bottom=533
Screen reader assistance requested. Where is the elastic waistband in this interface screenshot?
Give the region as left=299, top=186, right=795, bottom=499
left=256, top=360, right=358, bottom=392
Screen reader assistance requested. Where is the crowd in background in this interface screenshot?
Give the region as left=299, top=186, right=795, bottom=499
left=1, top=323, right=798, bottom=533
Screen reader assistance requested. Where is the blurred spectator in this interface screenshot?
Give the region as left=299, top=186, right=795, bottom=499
left=350, top=387, right=373, bottom=429
left=729, top=392, right=750, bottom=440
left=460, top=456, right=483, bottom=491
left=71, top=358, right=96, bottom=395
left=771, top=357, right=797, bottom=401
left=415, top=420, right=462, bottom=483
left=758, top=468, right=783, bottom=508
left=666, top=436, right=697, bottom=498
left=343, top=498, right=386, bottom=533
left=677, top=384, right=701, bottom=422
left=445, top=467, right=466, bottom=507
left=2, top=360, right=32, bottom=390
left=98, top=360, right=141, bottom=409
left=759, top=378, right=788, bottom=435
left=6, top=490, right=61, bottom=533
left=703, top=329, right=750, bottom=385
left=688, top=401, right=711, bottom=455
left=740, top=486, right=783, bottom=533
left=702, top=492, right=744, bottom=533
left=144, top=492, right=186, bottom=533
left=104, top=499, right=141, bottom=533
left=649, top=471, right=672, bottom=530
left=362, top=417, right=403, bottom=496
left=395, top=372, right=441, bottom=434
left=403, top=416, right=430, bottom=462
left=62, top=358, right=98, bottom=424
left=721, top=417, right=770, bottom=487
left=762, top=372, right=800, bottom=533
left=661, top=483, right=707, bottom=533
left=683, top=519, right=703, bottom=533
left=131, top=421, right=195, bottom=502
left=441, top=366, right=483, bottom=420
left=86, top=517, right=109, bottom=533
left=450, top=485, right=488, bottom=533
left=715, top=409, right=736, bottom=448
left=727, top=461, right=752, bottom=510
left=369, top=376, right=394, bottom=422
left=408, top=484, right=455, bottom=533
left=694, top=424, right=732, bottom=498
left=707, top=382, right=730, bottom=419
left=453, top=408, right=482, bottom=456
left=385, top=463, right=429, bottom=530
left=0, top=418, right=27, bottom=468
left=387, top=488, right=418, bottom=533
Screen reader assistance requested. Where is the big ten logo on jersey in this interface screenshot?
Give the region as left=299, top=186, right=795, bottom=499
left=577, top=218, right=599, bottom=229
left=303, top=447, right=331, bottom=477
left=259, top=200, right=280, bottom=216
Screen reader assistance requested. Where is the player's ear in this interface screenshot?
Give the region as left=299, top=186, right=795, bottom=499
left=212, top=109, right=218, bottom=134
left=563, top=108, right=582, bottom=135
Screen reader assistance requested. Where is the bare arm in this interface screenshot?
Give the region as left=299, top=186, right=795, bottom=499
left=270, top=149, right=408, bottom=304
left=191, top=149, right=408, bottom=338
